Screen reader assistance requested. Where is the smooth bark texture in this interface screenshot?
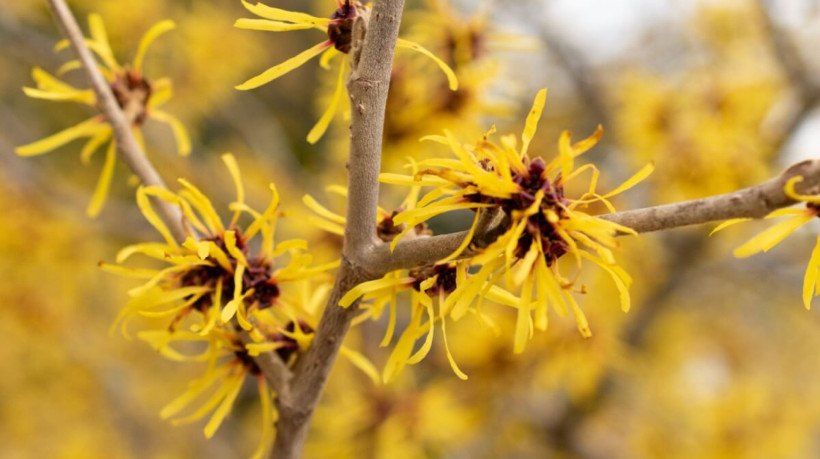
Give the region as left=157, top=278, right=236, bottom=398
left=268, top=1, right=407, bottom=457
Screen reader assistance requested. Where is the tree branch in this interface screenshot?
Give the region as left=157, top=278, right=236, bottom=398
left=599, top=158, right=820, bottom=232
left=369, top=158, right=820, bottom=270
left=268, top=1, right=407, bottom=457
left=46, top=0, right=186, bottom=242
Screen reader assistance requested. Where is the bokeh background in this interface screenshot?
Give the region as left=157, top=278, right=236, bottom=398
left=3, top=0, right=820, bottom=457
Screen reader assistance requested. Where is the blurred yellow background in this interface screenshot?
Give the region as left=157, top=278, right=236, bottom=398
left=4, top=0, right=820, bottom=457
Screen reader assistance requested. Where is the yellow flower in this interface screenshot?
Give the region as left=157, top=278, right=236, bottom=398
left=154, top=328, right=279, bottom=458
left=234, top=0, right=458, bottom=144
left=15, top=14, right=190, bottom=217
left=304, top=179, right=469, bottom=382
left=104, top=153, right=337, bottom=339
left=713, top=176, right=820, bottom=310
left=381, top=89, right=654, bottom=352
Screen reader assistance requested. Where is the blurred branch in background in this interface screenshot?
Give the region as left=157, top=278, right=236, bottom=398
left=757, top=0, right=820, bottom=153
left=544, top=3, right=820, bottom=453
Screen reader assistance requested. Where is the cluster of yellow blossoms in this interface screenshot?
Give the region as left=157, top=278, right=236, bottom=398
left=339, top=89, right=653, bottom=380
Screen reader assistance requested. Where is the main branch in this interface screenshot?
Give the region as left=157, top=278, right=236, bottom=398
left=268, top=1, right=407, bottom=458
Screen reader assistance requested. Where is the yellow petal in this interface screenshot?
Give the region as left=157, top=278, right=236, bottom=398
left=178, top=178, right=224, bottom=234
left=134, top=20, right=176, bottom=73
left=804, top=236, right=820, bottom=310
left=149, top=109, right=191, bottom=156
left=221, top=264, right=247, bottom=322
left=785, top=176, right=820, bottom=204
left=303, top=194, right=345, bottom=224
left=710, top=218, right=752, bottom=236
left=521, top=88, right=547, bottom=158
left=339, top=276, right=412, bottom=307
left=340, top=346, right=380, bottom=385
left=149, top=78, right=173, bottom=108
left=565, top=291, right=592, bottom=338
left=319, top=46, right=340, bottom=69
left=240, top=0, right=332, bottom=25
left=136, top=186, right=179, bottom=247
left=221, top=153, right=245, bottom=210
left=16, top=117, right=102, bottom=156
left=31, top=67, right=79, bottom=92
left=160, top=364, right=233, bottom=419
left=234, top=18, right=316, bottom=32
left=602, top=162, right=654, bottom=198
left=250, top=379, right=274, bottom=459
left=733, top=213, right=814, bottom=258
left=236, top=41, right=330, bottom=90
left=379, top=173, right=451, bottom=187
left=203, top=372, right=246, bottom=438
left=56, top=60, right=82, bottom=76
left=86, top=140, right=118, bottom=217
left=407, top=298, right=436, bottom=364
left=22, top=86, right=95, bottom=104
left=438, top=209, right=481, bottom=263
left=224, top=230, right=250, bottom=267
left=396, top=38, right=458, bottom=90
left=513, top=275, right=533, bottom=354
left=87, top=13, right=120, bottom=70
left=307, top=58, right=347, bottom=144
left=80, top=127, right=112, bottom=164
left=440, top=313, right=468, bottom=380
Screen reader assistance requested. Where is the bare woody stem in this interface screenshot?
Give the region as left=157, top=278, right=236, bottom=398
left=46, top=0, right=186, bottom=242
left=269, top=1, right=406, bottom=458
left=368, top=158, right=820, bottom=272
left=45, top=0, right=294, bottom=397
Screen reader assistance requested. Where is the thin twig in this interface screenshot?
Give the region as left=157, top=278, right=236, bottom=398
left=46, top=0, right=186, bottom=242
left=599, top=159, right=820, bottom=232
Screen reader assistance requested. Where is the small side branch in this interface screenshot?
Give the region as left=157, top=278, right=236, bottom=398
left=46, top=0, right=186, bottom=242
left=47, top=0, right=292, bottom=407
left=371, top=159, right=820, bottom=269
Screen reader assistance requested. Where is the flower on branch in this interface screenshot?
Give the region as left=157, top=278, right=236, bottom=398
left=712, top=176, right=820, bottom=310
left=234, top=0, right=458, bottom=144
left=15, top=14, right=190, bottom=217
left=102, top=153, right=337, bottom=447
left=380, top=89, right=654, bottom=354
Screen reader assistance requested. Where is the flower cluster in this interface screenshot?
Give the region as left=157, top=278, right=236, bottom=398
left=15, top=14, right=190, bottom=217
left=335, top=90, right=653, bottom=381
left=103, top=154, right=334, bottom=455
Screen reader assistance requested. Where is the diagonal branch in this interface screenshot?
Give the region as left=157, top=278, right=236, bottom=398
left=46, top=0, right=293, bottom=407
left=46, top=0, right=186, bottom=242
left=369, top=158, right=820, bottom=271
